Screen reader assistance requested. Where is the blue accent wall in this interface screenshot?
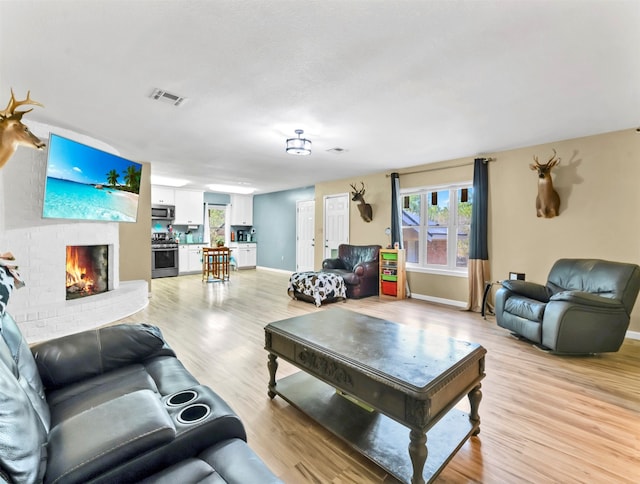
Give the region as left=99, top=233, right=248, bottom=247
left=254, top=186, right=315, bottom=271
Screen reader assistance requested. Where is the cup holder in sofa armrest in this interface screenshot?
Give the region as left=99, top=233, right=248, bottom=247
left=167, top=389, right=198, bottom=407
left=163, top=385, right=247, bottom=444
left=177, top=403, right=211, bottom=424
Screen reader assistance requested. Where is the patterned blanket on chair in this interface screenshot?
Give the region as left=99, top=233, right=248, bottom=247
left=287, top=271, right=346, bottom=307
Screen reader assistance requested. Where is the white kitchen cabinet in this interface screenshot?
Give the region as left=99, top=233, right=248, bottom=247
left=178, top=245, right=189, bottom=274
left=174, top=189, right=204, bottom=225
left=151, top=186, right=175, bottom=205
left=179, top=244, right=205, bottom=274
left=230, top=243, right=256, bottom=269
left=229, top=194, right=253, bottom=226
left=243, top=244, right=257, bottom=268
left=188, top=245, right=204, bottom=271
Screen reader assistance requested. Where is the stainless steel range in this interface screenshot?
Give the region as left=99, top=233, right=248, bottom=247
left=151, top=235, right=179, bottom=278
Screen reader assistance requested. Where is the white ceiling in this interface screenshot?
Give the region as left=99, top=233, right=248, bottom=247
left=1, top=0, right=638, bottom=194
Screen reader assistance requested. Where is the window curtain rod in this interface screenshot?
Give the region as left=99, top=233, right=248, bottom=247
left=386, top=157, right=495, bottom=177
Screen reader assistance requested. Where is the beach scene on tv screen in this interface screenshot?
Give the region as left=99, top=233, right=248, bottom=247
left=43, top=135, right=141, bottom=222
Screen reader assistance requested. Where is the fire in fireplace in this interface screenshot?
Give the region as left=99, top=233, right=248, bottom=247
left=66, top=245, right=109, bottom=300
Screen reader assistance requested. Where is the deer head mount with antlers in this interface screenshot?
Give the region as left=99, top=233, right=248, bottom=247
left=529, top=149, right=561, bottom=218
left=350, top=182, right=373, bottom=223
left=0, top=89, right=45, bottom=171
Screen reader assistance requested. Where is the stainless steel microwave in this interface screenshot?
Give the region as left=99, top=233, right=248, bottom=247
left=151, top=204, right=175, bottom=220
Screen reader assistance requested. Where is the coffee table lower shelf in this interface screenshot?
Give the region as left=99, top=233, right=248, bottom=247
left=273, top=371, right=477, bottom=484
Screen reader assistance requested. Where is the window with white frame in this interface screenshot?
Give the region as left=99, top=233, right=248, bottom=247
left=400, top=184, right=472, bottom=273
left=205, top=204, right=229, bottom=246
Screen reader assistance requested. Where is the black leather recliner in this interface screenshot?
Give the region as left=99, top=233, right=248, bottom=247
left=322, top=244, right=382, bottom=298
left=495, top=258, right=640, bottom=354
left=0, top=266, right=281, bottom=483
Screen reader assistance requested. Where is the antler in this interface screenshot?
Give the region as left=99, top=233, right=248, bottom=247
left=0, top=88, right=44, bottom=119
left=532, top=149, right=560, bottom=168
left=350, top=182, right=365, bottom=195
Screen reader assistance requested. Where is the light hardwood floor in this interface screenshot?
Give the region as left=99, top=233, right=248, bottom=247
left=117, top=269, right=640, bottom=483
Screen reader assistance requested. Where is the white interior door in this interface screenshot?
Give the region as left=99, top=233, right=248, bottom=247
left=296, top=200, right=315, bottom=272
left=324, top=193, right=349, bottom=259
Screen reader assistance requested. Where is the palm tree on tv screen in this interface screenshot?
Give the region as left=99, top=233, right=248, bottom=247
left=123, top=165, right=141, bottom=193
left=106, top=169, right=119, bottom=187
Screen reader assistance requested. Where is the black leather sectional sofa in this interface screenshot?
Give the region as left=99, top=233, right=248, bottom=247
left=0, top=278, right=281, bottom=483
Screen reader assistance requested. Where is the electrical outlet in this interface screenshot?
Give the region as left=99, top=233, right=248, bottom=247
left=509, top=272, right=525, bottom=281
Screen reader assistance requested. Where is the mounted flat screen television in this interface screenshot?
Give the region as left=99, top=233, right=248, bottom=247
left=43, top=133, right=141, bottom=222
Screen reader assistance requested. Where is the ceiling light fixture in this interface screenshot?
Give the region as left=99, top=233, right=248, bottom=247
left=286, top=129, right=312, bottom=155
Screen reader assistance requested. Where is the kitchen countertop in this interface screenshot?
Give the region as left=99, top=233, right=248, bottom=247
left=177, top=242, right=258, bottom=246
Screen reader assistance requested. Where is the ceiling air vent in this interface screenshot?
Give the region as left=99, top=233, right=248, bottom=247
left=149, top=88, right=187, bottom=106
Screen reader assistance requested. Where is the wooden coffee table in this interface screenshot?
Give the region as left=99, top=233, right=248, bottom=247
left=264, top=307, right=486, bottom=484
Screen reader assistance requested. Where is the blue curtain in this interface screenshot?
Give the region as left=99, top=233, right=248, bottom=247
left=390, top=172, right=403, bottom=248
left=390, top=172, right=410, bottom=296
left=467, top=158, right=491, bottom=312
left=469, top=159, right=489, bottom=260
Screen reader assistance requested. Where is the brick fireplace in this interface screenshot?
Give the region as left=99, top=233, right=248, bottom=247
left=0, top=222, right=148, bottom=343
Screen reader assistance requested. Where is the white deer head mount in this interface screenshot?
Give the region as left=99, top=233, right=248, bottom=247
left=350, top=181, right=373, bottom=223
left=0, top=89, right=45, bottom=170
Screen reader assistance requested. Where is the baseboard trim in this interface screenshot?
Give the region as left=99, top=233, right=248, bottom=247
left=257, top=266, right=294, bottom=275
left=626, top=330, right=640, bottom=340
left=409, top=292, right=467, bottom=308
